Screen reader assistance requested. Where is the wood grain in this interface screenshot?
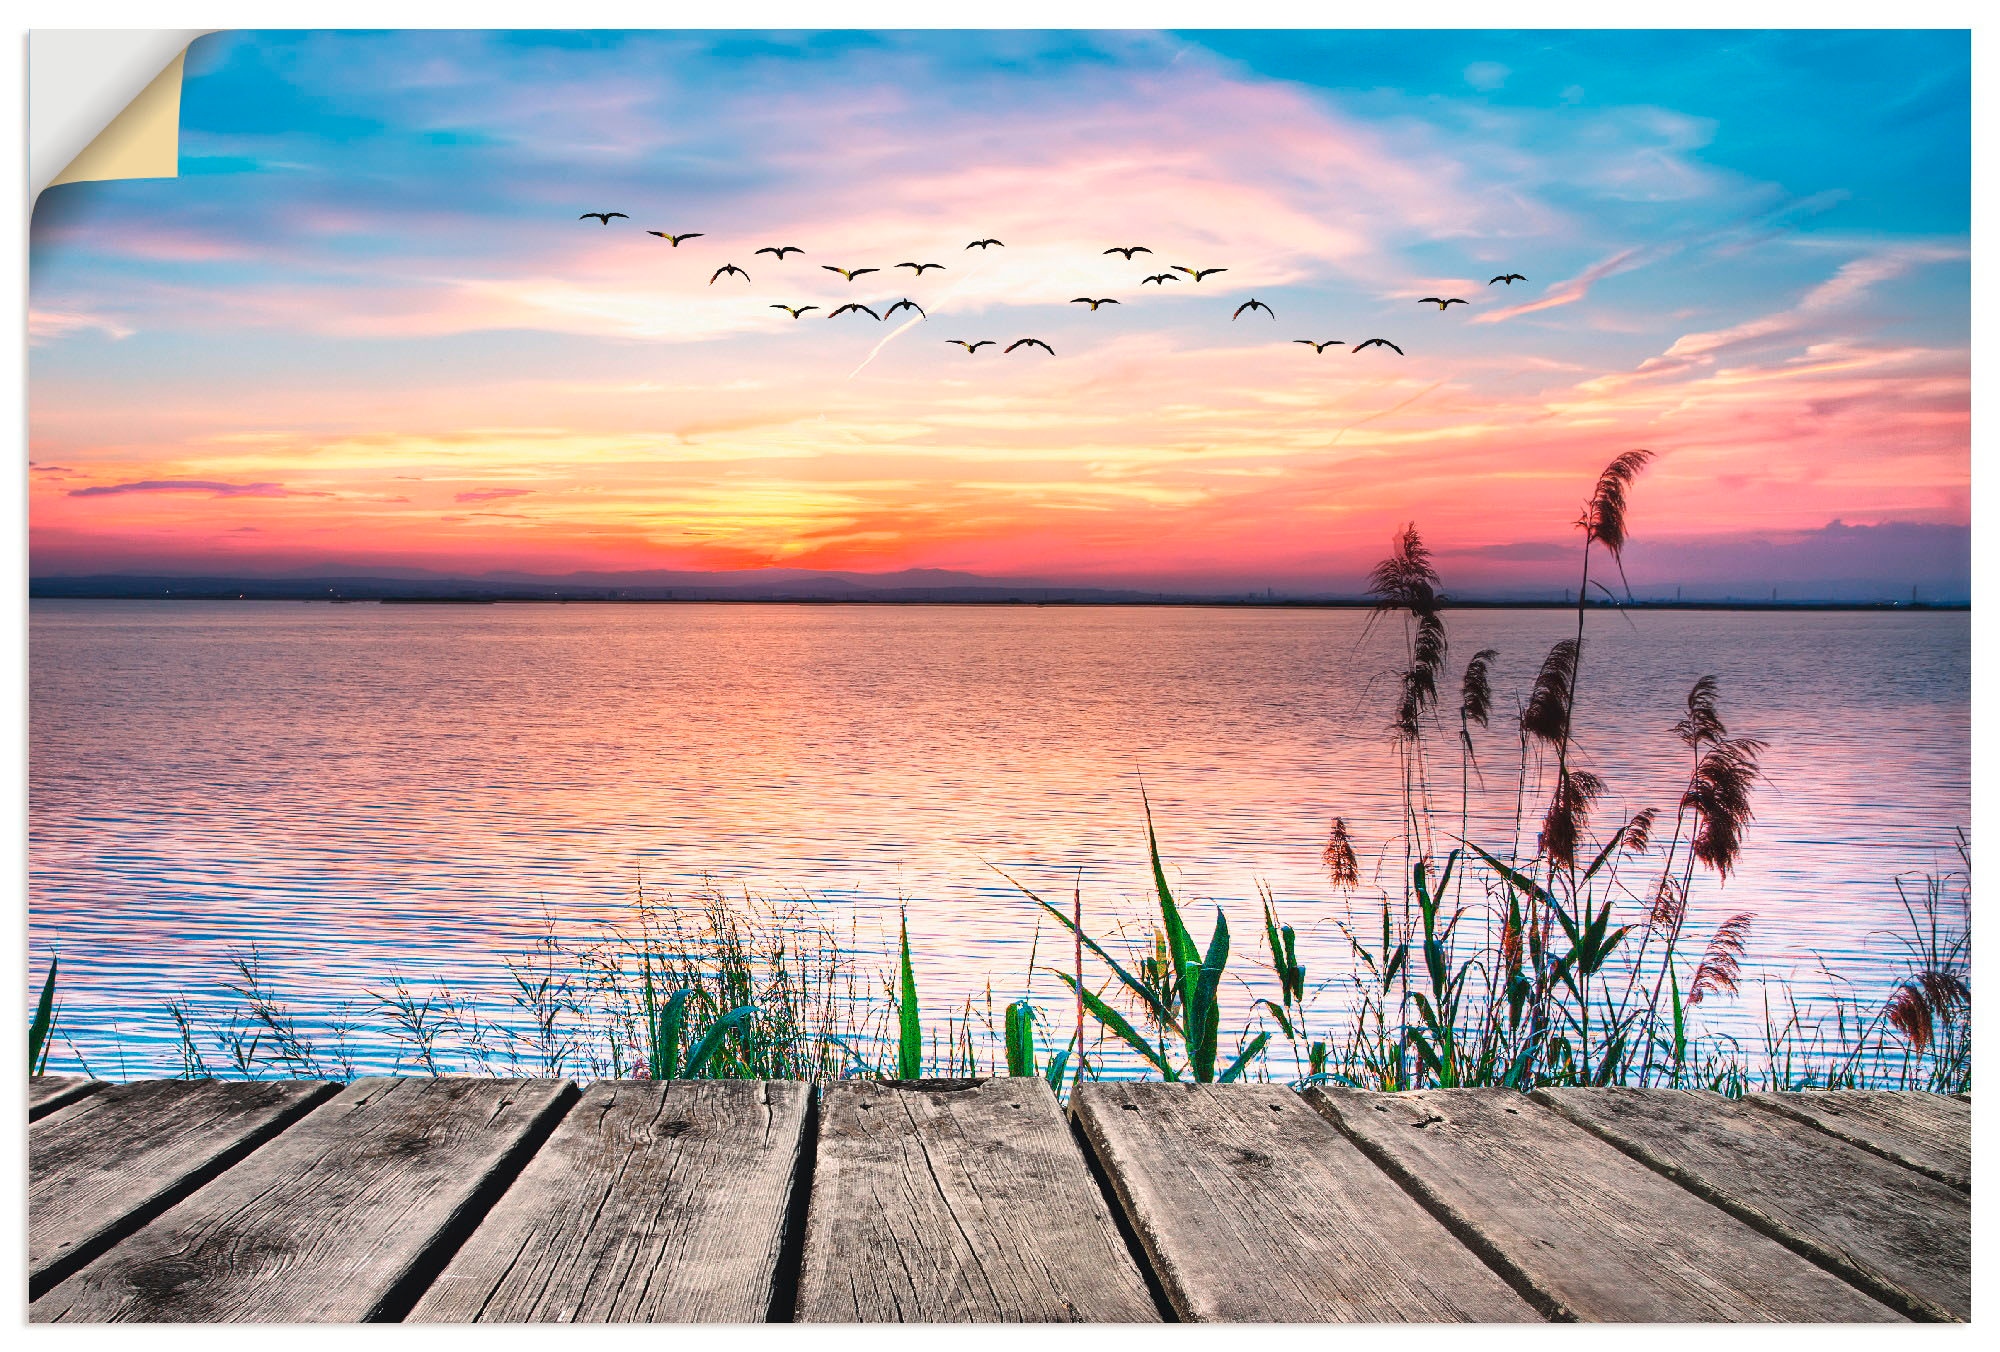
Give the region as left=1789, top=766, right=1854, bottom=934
left=1538, top=1087, right=1967, bottom=1321
left=795, top=1078, right=1159, bottom=1322
left=31, top=1076, right=576, bottom=1323
left=408, top=1079, right=810, bottom=1322
left=1307, top=1087, right=1901, bottom=1322
left=1749, top=1091, right=1968, bottom=1191
left=31, top=1078, right=338, bottom=1297
left=29, top=1075, right=104, bottom=1120
left=1072, top=1082, right=1536, bottom=1322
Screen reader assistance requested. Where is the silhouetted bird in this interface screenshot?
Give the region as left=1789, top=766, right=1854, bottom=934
left=1489, top=273, right=1527, bottom=285
left=1233, top=298, right=1275, bottom=320
left=1071, top=298, right=1119, bottom=310
left=1006, top=338, right=1054, bottom=354
left=646, top=230, right=703, bottom=245
left=1353, top=338, right=1404, bottom=355
left=1173, top=265, right=1227, bottom=282
left=580, top=212, right=627, bottom=224
left=947, top=340, right=995, bottom=352
left=1294, top=339, right=1344, bottom=353
left=1141, top=273, right=1179, bottom=285
left=884, top=298, right=927, bottom=318
left=966, top=239, right=1004, bottom=249
left=756, top=246, right=805, bottom=259
left=1419, top=297, right=1467, bottom=309
left=898, top=262, right=946, bottom=274
left=1104, top=246, right=1152, bottom=259
left=710, top=264, right=750, bottom=284
left=771, top=304, right=818, bottom=318
left=823, top=265, right=879, bottom=281
left=829, top=303, right=881, bottom=320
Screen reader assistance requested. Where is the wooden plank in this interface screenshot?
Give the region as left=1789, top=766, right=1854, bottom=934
left=29, top=1075, right=104, bottom=1120
left=1306, top=1087, right=1901, bottom=1322
left=1072, top=1082, right=1536, bottom=1322
left=795, top=1078, right=1159, bottom=1322
left=408, top=1079, right=810, bottom=1323
left=1538, top=1087, right=1967, bottom=1321
left=1749, top=1091, right=1969, bottom=1192
left=31, top=1076, right=576, bottom=1323
left=31, top=1078, right=339, bottom=1298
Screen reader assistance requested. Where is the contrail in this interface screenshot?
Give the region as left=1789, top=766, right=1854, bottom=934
left=1328, top=380, right=1443, bottom=445
left=847, top=315, right=925, bottom=379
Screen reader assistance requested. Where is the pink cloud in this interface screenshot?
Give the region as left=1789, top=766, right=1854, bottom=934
left=454, top=487, right=534, bottom=503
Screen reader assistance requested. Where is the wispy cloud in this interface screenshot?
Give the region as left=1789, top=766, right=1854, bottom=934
left=68, top=479, right=317, bottom=499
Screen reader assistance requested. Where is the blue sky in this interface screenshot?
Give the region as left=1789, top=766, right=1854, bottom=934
left=29, top=29, right=1970, bottom=596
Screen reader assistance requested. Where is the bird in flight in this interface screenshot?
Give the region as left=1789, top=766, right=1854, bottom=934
left=646, top=230, right=703, bottom=245
left=966, top=239, right=1004, bottom=250
left=756, top=245, right=805, bottom=259
left=1104, top=246, right=1152, bottom=259
left=1353, top=338, right=1404, bottom=355
left=1294, top=339, right=1344, bottom=353
left=897, top=262, right=946, bottom=275
left=1233, top=298, right=1275, bottom=320
left=1489, top=273, right=1527, bottom=285
left=1419, top=296, right=1467, bottom=309
left=1141, top=273, right=1179, bottom=286
left=710, top=264, right=750, bottom=285
left=579, top=212, right=627, bottom=224
left=1071, top=297, right=1119, bottom=310
left=823, top=265, right=879, bottom=281
left=947, top=340, right=995, bottom=353
left=829, top=303, right=880, bottom=320
left=771, top=304, right=818, bottom=318
left=1173, top=265, right=1227, bottom=282
left=1006, top=338, right=1054, bottom=354
left=884, top=298, right=927, bottom=318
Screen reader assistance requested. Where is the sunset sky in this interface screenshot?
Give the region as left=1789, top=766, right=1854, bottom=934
left=28, top=29, right=1971, bottom=596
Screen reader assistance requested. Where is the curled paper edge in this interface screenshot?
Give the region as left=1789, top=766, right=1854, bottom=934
left=33, top=31, right=216, bottom=197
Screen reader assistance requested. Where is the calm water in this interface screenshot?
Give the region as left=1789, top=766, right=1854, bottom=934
left=29, top=601, right=1969, bottom=1076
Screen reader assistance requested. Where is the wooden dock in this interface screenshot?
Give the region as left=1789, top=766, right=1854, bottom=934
left=27, top=1075, right=1969, bottom=1323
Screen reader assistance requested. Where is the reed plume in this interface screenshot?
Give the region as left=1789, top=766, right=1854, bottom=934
left=1519, top=639, right=1577, bottom=746
left=1622, top=807, right=1659, bottom=854
left=1685, top=735, right=1767, bottom=879
left=1322, top=817, right=1360, bottom=890
left=1675, top=674, right=1727, bottom=748
left=1884, top=981, right=1933, bottom=1054
left=1579, top=449, right=1654, bottom=565
left=1540, top=767, right=1604, bottom=872
left=1648, top=873, right=1686, bottom=936
left=1686, top=912, right=1753, bottom=1006
left=1370, top=526, right=1449, bottom=742
left=1460, top=648, right=1498, bottom=729
left=1367, top=522, right=1440, bottom=609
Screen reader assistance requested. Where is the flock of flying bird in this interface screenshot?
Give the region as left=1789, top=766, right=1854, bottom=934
left=578, top=211, right=1527, bottom=359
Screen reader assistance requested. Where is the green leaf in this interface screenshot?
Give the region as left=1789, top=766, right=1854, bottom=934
left=28, top=955, right=58, bottom=1076
left=1465, top=840, right=1556, bottom=907
left=897, top=911, right=923, bottom=1080
left=654, top=987, right=692, bottom=1080
left=1000, top=866, right=1181, bottom=1035
left=685, top=1004, right=757, bottom=1078
left=1141, top=789, right=1202, bottom=1005
left=1043, top=1046, right=1071, bottom=1093
left=1218, top=1031, right=1272, bottom=1084
left=1257, top=999, right=1295, bottom=1040
left=1187, top=910, right=1230, bottom=1082
left=1050, top=970, right=1176, bottom=1078
left=1580, top=826, right=1628, bottom=883
left=1004, top=999, right=1037, bottom=1078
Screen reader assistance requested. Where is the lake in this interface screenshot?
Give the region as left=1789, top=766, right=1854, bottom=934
left=28, top=600, right=1969, bottom=1077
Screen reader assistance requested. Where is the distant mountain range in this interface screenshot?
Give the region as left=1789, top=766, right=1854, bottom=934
left=26, top=565, right=1966, bottom=608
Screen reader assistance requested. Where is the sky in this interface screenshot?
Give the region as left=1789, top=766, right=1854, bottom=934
left=27, top=29, right=1972, bottom=597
